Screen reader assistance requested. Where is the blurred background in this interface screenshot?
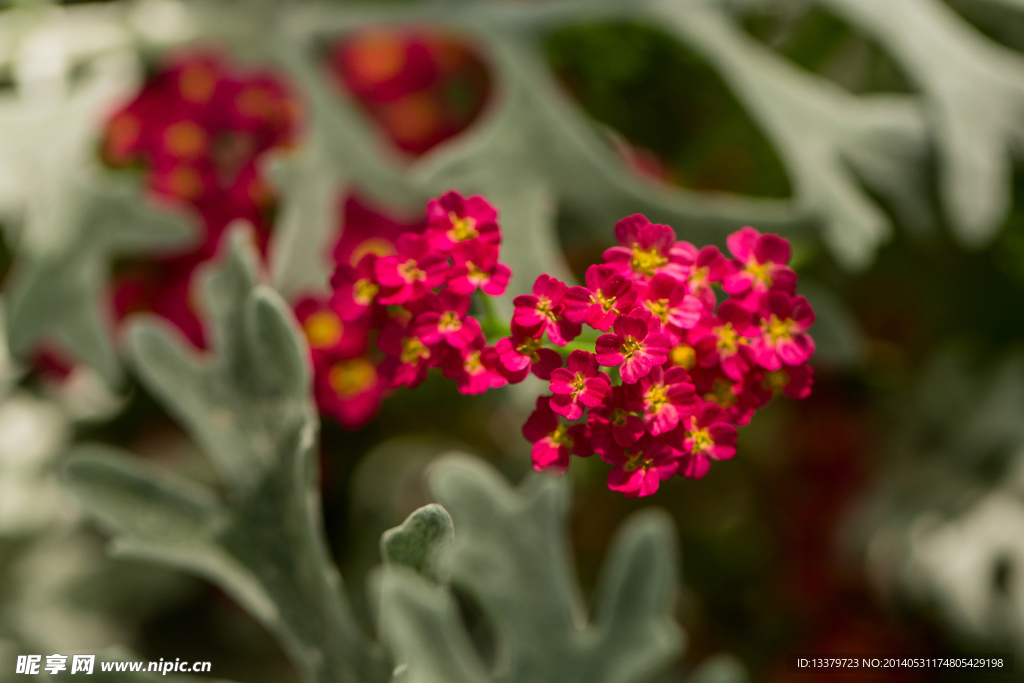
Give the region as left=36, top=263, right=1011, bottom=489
left=4, top=0, right=1024, bottom=681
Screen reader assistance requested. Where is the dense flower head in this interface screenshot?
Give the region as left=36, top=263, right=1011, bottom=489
left=330, top=29, right=490, bottom=156
left=324, top=196, right=816, bottom=492
left=103, top=53, right=300, bottom=349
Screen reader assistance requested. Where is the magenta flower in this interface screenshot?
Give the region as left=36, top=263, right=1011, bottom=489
left=425, top=190, right=501, bottom=253
left=675, top=400, right=737, bottom=479
left=413, top=290, right=482, bottom=348
left=495, top=324, right=563, bottom=382
left=441, top=340, right=508, bottom=395
left=512, top=274, right=581, bottom=346
left=687, top=246, right=730, bottom=309
left=588, top=385, right=646, bottom=452
left=637, top=273, right=702, bottom=332
left=548, top=350, right=611, bottom=420
left=522, top=397, right=589, bottom=474
left=374, top=233, right=448, bottom=304
left=602, top=214, right=690, bottom=282
left=332, top=193, right=425, bottom=268
left=377, top=320, right=436, bottom=389
left=692, top=301, right=756, bottom=381
left=314, top=354, right=385, bottom=430
left=595, top=314, right=670, bottom=384
left=723, top=226, right=796, bottom=301
left=756, top=363, right=814, bottom=401
left=602, top=434, right=680, bottom=498
left=749, top=291, right=816, bottom=370
left=564, top=264, right=637, bottom=331
left=330, top=254, right=383, bottom=323
left=447, top=240, right=511, bottom=296
left=626, top=366, right=696, bottom=436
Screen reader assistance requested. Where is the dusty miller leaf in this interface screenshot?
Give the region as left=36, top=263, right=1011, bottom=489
left=379, top=454, right=685, bottom=683
left=64, top=227, right=391, bottom=683
left=381, top=504, right=454, bottom=584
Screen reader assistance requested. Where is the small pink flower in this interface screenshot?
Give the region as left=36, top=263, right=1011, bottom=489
left=687, top=246, right=730, bottom=309
left=374, top=233, right=448, bottom=304
left=314, top=354, right=385, bottom=430
left=441, top=340, right=508, bottom=395
left=626, top=366, right=696, bottom=436
left=602, top=214, right=691, bottom=282
left=749, top=291, right=816, bottom=370
left=674, top=400, right=737, bottom=479
left=602, top=434, right=679, bottom=498
left=413, top=290, right=482, bottom=348
left=512, top=274, right=581, bottom=346
left=330, top=254, right=384, bottom=323
left=447, top=240, right=511, bottom=296
left=377, top=319, right=437, bottom=389
left=755, top=363, right=814, bottom=401
left=563, top=264, right=637, bottom=331
left=548, top=350, right=611, bottom=420
left=595, top=314, right=670, bottom=384
left=425, top=190, right=501, bottom=253
left=294, top=295, right=368, bottom=361
left=495, top=324, right=563, bottom=382
left=692, top=301, right=757, bottom=381
left=588, top=385, right=646, bottom=452
left=332, top=194, right=425, bottom=268
left=522, top=397, right=589, bottom=474
left=637, top=273, right=703, bottom=332
left=723, top=227, right=796, bottom=302
left=689, top=365, right=764, bottom=427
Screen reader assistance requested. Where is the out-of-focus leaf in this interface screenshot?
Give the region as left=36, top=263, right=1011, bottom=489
left=379, top=454, right=685, bottom=683
left=381, top=504, right=453, bottom=584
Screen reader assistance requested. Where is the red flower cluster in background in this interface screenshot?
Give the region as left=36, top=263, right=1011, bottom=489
left=510, top=219, right=815, bottom=497
left=103, top=53, right=300, bottom=347
left=330, top=28, right=490, bottom=155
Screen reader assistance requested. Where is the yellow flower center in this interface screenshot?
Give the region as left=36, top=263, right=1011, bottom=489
left=592, top=290, right=618, bottom=312
left=763, top=314, right=794, bottom=344
left=690, top=266, right=709, bottom=288
left=515, top=336, right=543, bottom=359
left=645, top=383, right=669, bottom=412
left=179, top=64, right=217, bottom=103
left=746, top=260, right=772, bottom=287
left=643, top=298, right=671, bottom=324
left=624, top=450, right=654, bottom=472
left=704, top=378, right=737, bottom=408
left=669, top=344, right=696, bottom=369
left=165, top=121, right=208, bottom=159
left=535, top=297, right=558, bottom=322
left=438, top=310, right=462, bottom=333
left=714, top=322, right=742, bottom=354
left=354, top=279, right=379, bottom=305
left=447, top=212, right=479, bottom=242
left=328, top=358, right=376, bottom=399
left=763, top=370, right=789, bottom=394
left=350, top=237, right=396, bottom=266
left=550, top=424, right=574, bottom=448
left=570, top=373, right=588, bottom=393
left=466, top=261, right=487, bottom=284
left=687, top=427, right=713, bottom=453
left=631, top=247, right=667, bottom=277
left=622, top=336, right=644, bottom=357
left=464, top=350, right=484, bottom=374
left=304, top=311, right=343, bottom=349
left=237, top=86, right=275, bottom=118
left=400, top=337, right=430, bottom=364
left=610, top=408, right=629, bottom=426
left=398, top=258, right=426, bottom=282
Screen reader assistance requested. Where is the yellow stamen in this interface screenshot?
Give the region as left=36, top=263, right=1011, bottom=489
left=669, top=344, right=696, bottom=369
left=643, top=298, right=671, bottom=324
left=328, top=358, right=377, bottom=399
left=304, top=311, right=343, bottom=349
left=763, top=314, right=794, bottom=344
left=447, top=212, right=479, bottom=242
left=350, top=237, right=396, bottom=266
left=398, top=259, right=426, bottom=282
left=438, top=310, right=462, bottom=333
left=687, top=427, right=713, bottom=453
left=631, top=247, right=667, bottom=277
left=400, top=337, right=430, bottom=364
left=353, top=279, right=379, bottom=305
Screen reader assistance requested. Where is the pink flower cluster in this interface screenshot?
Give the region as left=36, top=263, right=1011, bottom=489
left=329, top=190, right=513, bottom=399
left=509, top=218, right=815, bottom=497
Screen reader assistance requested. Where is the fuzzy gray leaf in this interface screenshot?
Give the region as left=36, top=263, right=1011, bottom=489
left=381, top=504, right=454, bottom=583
